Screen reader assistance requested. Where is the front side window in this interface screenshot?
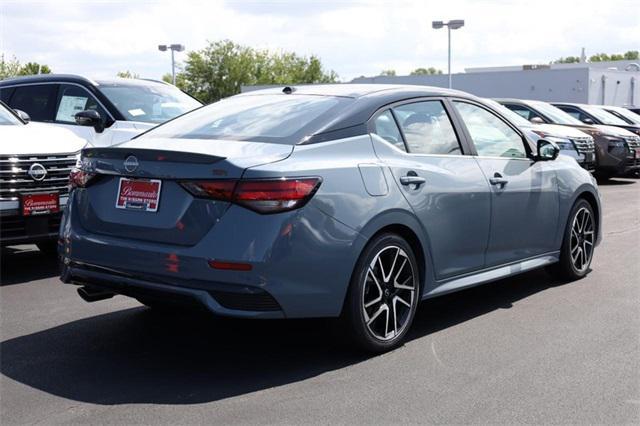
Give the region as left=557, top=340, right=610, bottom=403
left=372, top=110, right=405, bottom=151
left=100, top=82, right=201, bottom=124
left=503, top=103, right=543, bottom=122
left=9, top=84, right=58, bottom=122
left=55, top=85, right=108, bottom=124
left=392, top=101, right=461, bottom=155
left=454, top=101, right=527, bottom=158
left=142, top=94, right=352, bottom=145
left=528, top=101, right=583, bottom=125
left=555, top=106, right=590, bottom=122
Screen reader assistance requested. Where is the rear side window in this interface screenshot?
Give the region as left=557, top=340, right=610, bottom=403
left=9, top=84, right=58, bottom=122
left=372, top=110, right=406, bottom=151
left=393, top=101, right=461, bottom=155
left=55, top=84, right=108, bottom=124
left=144, top=94, right=352, bottom=145
left=453, top=101, right=526, bottom=158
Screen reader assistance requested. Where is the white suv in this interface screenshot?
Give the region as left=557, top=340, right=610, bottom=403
left=0, top=75, right=202, bottom=147
left=0, top=101, right=87, bottom=251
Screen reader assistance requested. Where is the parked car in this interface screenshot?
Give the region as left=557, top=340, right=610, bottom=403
left=483, top=99, right=595, bottom=170
left=0, top=101, right=86, bottom=252
left=498, top=99, right=640, bottom=179
left=596, top=105, right=640, bottom=126
left=0, top=75, right=202, bottom=146
left=59, top=85, right=601, bottom=352
left=552, top=102, right=640, bottom=137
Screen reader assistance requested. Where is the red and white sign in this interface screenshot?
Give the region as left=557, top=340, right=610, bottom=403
left=21, top=192, right=60, bottom=216
left=116, top=178, right=162, bottom=212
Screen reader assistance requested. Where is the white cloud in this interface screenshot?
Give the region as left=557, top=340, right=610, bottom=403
left=1, top=0, right=638, bottom=81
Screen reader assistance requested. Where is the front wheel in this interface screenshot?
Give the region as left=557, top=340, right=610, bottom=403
left=343, top=233, right=420, bottom=353
left=548, top=199, right=596, bottom=281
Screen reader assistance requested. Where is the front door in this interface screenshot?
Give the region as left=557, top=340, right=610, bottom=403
left=451, top=100, right=560, bottom=267
left=370, top=100, right=491, bottom=280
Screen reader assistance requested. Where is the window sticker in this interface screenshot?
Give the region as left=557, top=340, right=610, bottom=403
left=56, top=96, right=88, bottom=122
left=128, top=108, right=146, bottom=117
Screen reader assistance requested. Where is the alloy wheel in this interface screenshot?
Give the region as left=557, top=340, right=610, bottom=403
left=570, top=207, right=595, bottom=272
left=362, top=245, right=416, bottom=341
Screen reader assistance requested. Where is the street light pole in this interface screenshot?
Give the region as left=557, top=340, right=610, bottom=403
left=432, top=20, right=465, bottom=89
left=158, top=44, right=185, bottom=85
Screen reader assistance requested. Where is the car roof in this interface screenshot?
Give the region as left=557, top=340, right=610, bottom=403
left=239, top=84, right=470, bottom=99
left=0, top=73, right=170, bottom=88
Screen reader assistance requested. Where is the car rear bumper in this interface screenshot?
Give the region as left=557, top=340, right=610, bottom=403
left=59, top=196, right=366, bottom=319
left=61, top=260, right=286, bottom=319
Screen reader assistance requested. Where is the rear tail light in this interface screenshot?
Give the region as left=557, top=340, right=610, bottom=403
left=69, top=168, right=97, bottom=189
left=180, top=177, right=321, bottom=214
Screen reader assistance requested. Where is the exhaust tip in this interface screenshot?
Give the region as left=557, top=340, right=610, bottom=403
left=77, top=286, right=115, bottom=303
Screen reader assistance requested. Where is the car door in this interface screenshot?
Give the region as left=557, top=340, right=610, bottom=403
left=370, top=99, right=491, bottom=280
left=54, top=84, right=115, bottom=145
left=451, top=99, right=560, bottom=267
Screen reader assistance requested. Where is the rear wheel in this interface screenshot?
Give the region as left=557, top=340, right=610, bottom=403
left=548, top=199, right=596, bottom=281
left=343, top=233, right=420, bottom=353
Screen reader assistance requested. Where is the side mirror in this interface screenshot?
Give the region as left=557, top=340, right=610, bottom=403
left=530, top=116, right=545, bottom=124
left=536, top=139, right=560, bottom=161
left=75, top=110, right=104, bottom=133
left=14, top=109, right=30, bottom=123
left=581, top=117, right=595, bottom=125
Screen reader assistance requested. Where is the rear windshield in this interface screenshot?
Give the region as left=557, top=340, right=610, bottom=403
left=141, top=94, right=352, bottom=145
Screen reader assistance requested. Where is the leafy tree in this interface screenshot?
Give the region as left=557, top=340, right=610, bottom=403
left=1, top=55, right=52, bottom=79
left=0, top=54, right=21, bottom=79
left=410, top=67, right=443, bottom=75
left=116, top=70, right=140, bottom=79
left=379, top=69, right=397, bottom=76
left=19, top=62, right=51, bottom=76
left=589, top=51, right=638, bottom=62
left=553, top=56, right=581, bottom=64
left=175, top=40, right=338, bottom=103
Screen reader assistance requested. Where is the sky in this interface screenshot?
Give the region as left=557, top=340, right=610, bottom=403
left=0, top=0, right=638, bottom=81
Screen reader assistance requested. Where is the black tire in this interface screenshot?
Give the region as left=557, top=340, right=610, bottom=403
left=36, top=241, right=58, bottom=255
left=594, top=171, right=612, bottom=182
left=547, top=199, right=596, bottom=281
left=342, top=233, right=420, bottom=353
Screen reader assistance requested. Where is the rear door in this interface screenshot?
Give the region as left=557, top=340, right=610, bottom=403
left=371, top=99, right=491, bottom=279
left=451, top=99, right=560, bottom=267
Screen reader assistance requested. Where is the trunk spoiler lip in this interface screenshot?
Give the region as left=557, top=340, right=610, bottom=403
left=81, top=147, right=226, bottom=164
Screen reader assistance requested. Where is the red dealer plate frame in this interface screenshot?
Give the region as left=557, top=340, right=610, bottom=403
left=115, top=178, right=162, bottom=212
left=21, top=192, right=60, bottom=216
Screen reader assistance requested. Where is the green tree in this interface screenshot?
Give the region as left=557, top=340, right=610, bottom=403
left=175, top=40, right=338, bottom=103
left=553, top=56, right=581, bottom=64
left=379, top=69, right=396, bottom=76
left=19, top=62, right=51, bottom=76
left=1, top=55, right=52, bottom=79
left=116, top=70, right=139, bottom=79
left=589, top=51, right=639, bottom=62
left=410, top=67, right=443, bottom=75
left=0, top=54, right=21, bottom=79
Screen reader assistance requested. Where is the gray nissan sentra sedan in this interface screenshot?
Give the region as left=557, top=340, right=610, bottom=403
left=59, top=84, right=602, bottom=352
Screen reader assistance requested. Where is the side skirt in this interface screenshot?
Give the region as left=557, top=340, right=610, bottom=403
left=423, top=252, right=560, bottom=299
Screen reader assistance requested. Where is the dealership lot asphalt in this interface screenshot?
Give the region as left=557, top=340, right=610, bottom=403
left=1, top=179, right=639, bottom=425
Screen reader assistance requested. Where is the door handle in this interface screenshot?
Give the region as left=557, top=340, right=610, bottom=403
left=489, top=173, right=508, bottom=187
left=400, top=175, right=426, bottom=187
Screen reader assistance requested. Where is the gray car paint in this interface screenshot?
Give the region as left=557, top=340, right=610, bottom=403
left=59, top=85, right=602, bottom=319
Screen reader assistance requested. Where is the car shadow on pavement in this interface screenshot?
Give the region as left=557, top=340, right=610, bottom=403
left=0, top=268, right=575, bottom=406
left=1, top=246, right=59, bottom=286
left=596, top=178, right=636, bottom=186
